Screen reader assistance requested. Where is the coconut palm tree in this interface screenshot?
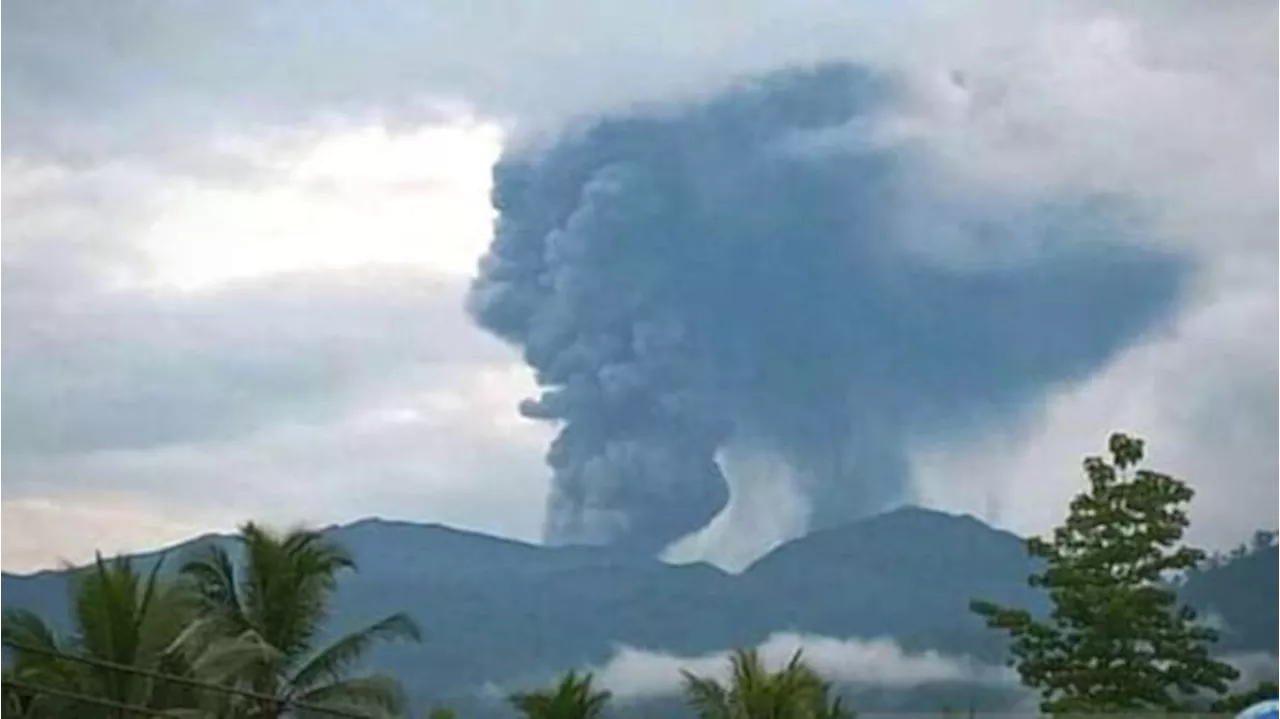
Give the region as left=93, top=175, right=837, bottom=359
left=1, top=553, right=196, bottom=718
left=681, top=648, right=851, bottom=719
left=173, top=522, right=420, bottom=718
left=509, top=670, right=611, bottom=719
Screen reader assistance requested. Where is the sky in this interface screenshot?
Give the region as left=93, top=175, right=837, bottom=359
left=2, top=0, right=1276, bottom=572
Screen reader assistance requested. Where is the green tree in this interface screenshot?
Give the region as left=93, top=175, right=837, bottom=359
left=174, top=522, right=421, bottom=718
left=1, top=553, right=196, bottom=718
left=508, top=671, right=611, bottom=719
left=970, top=432, right=1240, bottom=713
left=681, top=648, right=851, bottom=719
left=1250, top=530, right=1277, bottom=553
left=1211, top=680, right=1280, bottom=714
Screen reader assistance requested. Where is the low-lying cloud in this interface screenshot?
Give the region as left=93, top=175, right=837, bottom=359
left=567, top=637, right=1276, bottom=709
left=590, top=633, right=1014, bottom=701
left=1225, top=652, right=1280, bottom=691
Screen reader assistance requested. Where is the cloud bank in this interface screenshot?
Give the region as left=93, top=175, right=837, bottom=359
left=589, top=633, right=1013, bottom=701
left=1, top=128, right=551, bottom=570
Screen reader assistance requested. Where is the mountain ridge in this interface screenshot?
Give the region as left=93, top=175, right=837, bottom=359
left=3, top=504, right=1000, bottom=578
left=3, top=505, right=1273, bottom=715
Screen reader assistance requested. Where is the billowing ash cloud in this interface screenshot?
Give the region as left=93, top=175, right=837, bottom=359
left=469, top=64, right=1188, bottom=553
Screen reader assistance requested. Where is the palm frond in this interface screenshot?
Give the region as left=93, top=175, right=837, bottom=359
left=681, top=670, right=732, bottom=719
left=187, top=629, right=285, bottom=684
left=179, top=544, right=247, bottom=625
left=293, top=673, right=407, bottom=718
left=1, top=609, right=80, bottom=699
left=681, top=646, right=850, bottom=719
left=290, top=613, right=421, bottom=692
left=2, top=609, right=62, bottom=654
left=238, top=522, right=354, bottom=664
left=509, top=671, right=611, bottom=719
left=173, top=522, right=411, bottom=717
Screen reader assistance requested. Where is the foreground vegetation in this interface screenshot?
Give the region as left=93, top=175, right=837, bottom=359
left=3, top=524, right=420, bottom=717
left=2, top=432, right=1275, bottom=717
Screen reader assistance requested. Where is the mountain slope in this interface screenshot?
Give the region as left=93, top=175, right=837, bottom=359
left=3, top=507, right=1273, bottom=714
left=1180, top=544, right=1279, bottom=653
left=737, top=506, right=1044, bottom=658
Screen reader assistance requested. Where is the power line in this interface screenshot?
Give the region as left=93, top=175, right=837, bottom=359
left=2, top=640, right=378, bottom=718
left=3, top=678, right=177, bottom=718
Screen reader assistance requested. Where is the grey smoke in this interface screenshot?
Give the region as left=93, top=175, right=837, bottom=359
left=469, top=64, right=1187, bottom=553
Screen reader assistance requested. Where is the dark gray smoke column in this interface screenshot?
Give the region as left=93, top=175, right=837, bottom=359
left=469, top=65, right=1187, bottom=553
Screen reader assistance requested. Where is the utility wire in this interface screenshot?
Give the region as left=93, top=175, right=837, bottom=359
left=2, top=640, right=378, bottom=718
left=3, top=677, right=177, bottom=718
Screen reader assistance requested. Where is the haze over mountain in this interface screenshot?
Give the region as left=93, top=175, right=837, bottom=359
left=4, top=507, right=1274, bottom=715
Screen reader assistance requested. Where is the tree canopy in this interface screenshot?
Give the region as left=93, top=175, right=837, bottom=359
left=971, top=432, right=1244, bottom=713
left=681, top=648, right=852, bottom=719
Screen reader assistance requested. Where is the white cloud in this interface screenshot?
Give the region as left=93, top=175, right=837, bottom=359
left=0, top=112, right=542, bottom=570
left=662, top=447, right=811, bottom=573
left=1225, top=653, right=1280, bottom=690
left=886, top=2, right=1277, bottom=550
left=2, top=269, right=516, bottom=455
left=911, top=277, right=1278, bottom=551
left=589, top=633, right=1013, bottom=700
left=139, top=122, right=502, bottom=289
left=1, top=0, right=902, bottom=159
left=879, top=6, right=1275, bottom=270
left=7, top=2, right=1269, bottom=156
left=5, top=1, right=576, bottom=564
left=2, top=360, right=553, bottom=571
left=1, top=137, right=552, bottom=567
left=585, top=636, right=1272, bottom=707
left=11, top=4, right=1277, bottom=191
left=1, top=492, right=231, bottom=572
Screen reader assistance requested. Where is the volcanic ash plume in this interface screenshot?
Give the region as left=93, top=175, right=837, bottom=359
left=468, top=64, right=1186, bottom=554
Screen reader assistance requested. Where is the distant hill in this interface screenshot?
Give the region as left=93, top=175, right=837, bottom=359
left=1180, top=543, right=1279, bottom=653
left=3, top=507, right=1274, bottom=715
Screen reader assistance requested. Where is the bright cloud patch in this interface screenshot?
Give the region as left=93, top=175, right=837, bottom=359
left=140, top=122, right=502, bottom=289
left=590, top=633, right=1013, bottom=700
left=1, top=492, right=228, bottom=572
